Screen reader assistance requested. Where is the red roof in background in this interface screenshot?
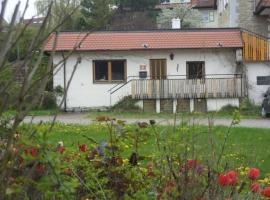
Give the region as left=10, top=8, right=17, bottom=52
left=44, top=29, right=243, bottom=52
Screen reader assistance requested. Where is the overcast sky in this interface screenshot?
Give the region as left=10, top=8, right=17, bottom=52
left=3, top=0, right=37, bottom=21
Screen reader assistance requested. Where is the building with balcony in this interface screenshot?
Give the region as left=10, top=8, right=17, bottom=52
left=45, top=28, right=250, bottom=113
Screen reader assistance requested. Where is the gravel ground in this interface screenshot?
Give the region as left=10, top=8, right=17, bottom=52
left=23, top=114, right=270, bottom=129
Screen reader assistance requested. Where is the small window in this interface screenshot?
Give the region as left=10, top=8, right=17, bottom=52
left=257, top=76, right=270, bottom=85
left=202, top=12, right=209, bottom=22
left=187, top=61, right=205, bottom=79
left=93, top=60, right=126, bottom=83
left=209, top=11, right=215, bottom=22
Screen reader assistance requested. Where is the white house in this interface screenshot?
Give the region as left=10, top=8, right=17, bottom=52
left=158, top=0, right=219, bottom=28
left=45, top=28, right=247, bottom=113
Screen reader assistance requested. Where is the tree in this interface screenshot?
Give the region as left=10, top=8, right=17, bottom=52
left=80, top=0, right=114, bottom=30
left=157, top=6, right=202, bottom=29
left=0, top=0, right=86, bottom=198
left=35, top=0, right=82, bottom=31
left=115, top=0, right=160, bottom=11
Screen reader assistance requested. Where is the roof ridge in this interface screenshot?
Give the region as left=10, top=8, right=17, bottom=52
left=58, top=28, right=241, bottom=34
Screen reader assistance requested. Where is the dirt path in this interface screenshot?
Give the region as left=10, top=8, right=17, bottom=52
left=23, top=114, right=270, bottom=129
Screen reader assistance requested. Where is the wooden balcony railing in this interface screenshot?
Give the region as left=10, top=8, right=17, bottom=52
left=242, top=30, right=270, bottom=62
left=131, top=77, right=245, bottom=100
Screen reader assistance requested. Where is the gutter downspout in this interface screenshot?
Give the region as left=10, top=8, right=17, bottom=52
left=61, top=52, right=67, bottom=112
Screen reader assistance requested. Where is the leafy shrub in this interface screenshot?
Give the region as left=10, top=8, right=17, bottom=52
left=219, top=104, right=239, bottom=115
left=110, top=95, right=141, bottom=112
left=4, top=112, right=270, bottom=199
left=40, top=91, right=57, bottom=109
left=239, top=98, right=261, bottom=116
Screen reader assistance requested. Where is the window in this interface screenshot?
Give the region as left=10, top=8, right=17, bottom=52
left=93, top=60, right=126, bottom=83
left=186, top=61, right=205, bottom=79
left=209, top=11, right=215, bottom=22
left=202, top=12, right=209, bottom=22
left=257, top=76, right=270, bottom=85
left=202, top=11, right=215, bottom=23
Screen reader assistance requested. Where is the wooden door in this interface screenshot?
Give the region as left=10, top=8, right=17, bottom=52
left=150, top=59, right=167, bottom=80
left=194, top=99, right=207, bottom=113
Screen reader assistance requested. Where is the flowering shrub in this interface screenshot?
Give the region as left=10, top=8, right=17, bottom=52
left=2, top=113, right=270, bottom=199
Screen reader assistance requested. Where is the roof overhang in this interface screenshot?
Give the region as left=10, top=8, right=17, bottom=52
left=44, top=28, right=243, bottom=52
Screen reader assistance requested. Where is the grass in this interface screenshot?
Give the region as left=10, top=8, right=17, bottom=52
left=86, top=110, right=262, bottom=120
left=21, top=123, right=270, bottom=175
left=5, top=109, right=58, bottom=116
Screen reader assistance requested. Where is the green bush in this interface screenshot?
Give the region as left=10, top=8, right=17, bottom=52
left=219, top=104, right=239, bottom=115
left=41, top=91, right=57, bottom=109
left=110, top=95, right=141, bottom=112
left=239, top=98, right=261, bottom=116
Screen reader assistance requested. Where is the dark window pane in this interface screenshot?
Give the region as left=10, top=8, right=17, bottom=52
left=95, top=61, right=108, bottom=81
left=257, top=76, right=270, bottom=85
left=111, top=60, right=125, bottom=81
left=187, top=62, right=204, bottom=79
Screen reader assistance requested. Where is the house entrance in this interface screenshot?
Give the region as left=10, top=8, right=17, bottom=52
left=150, top=59, right=167, bottom=80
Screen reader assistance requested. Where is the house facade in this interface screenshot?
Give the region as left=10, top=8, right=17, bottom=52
left=45, top=29, right=246, bottom=112
left=217, top=0, right=270, bottom=105
left=158, top=0, right=219, bottom=28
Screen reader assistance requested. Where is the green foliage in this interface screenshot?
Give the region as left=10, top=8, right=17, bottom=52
left=115, top=0, right=160, bottom=11
left=8, top=27, right=38, bottom=62
left=35, top=0, right=82, bottom=31
left=6, top=119, right=270, bottom=199
left=80, top=0, right=114, bottom=30
left=157, top=7, right=202, bottom=29
left=40, top=91, right=57, bottom=109
left=240, top=98, right=261, bottom=116
left=110, top=96, right=141, bottom=112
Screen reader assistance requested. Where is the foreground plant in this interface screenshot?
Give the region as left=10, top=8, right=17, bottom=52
left=0, top=0, right=88, bottom=198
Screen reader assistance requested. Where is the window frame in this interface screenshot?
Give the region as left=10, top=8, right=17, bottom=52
left=186, top=61, right=205, bottom=80
left=93, top=59, right=127, bottom=84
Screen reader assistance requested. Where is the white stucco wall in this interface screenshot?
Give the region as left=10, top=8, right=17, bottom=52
left=207, top=98, right=240, bottom=111
left=246, top=62, right=270, bottom=105
left=53, top=48, right=238, bottom=109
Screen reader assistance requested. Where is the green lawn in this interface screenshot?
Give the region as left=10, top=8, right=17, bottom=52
left=5, top=109, right=58, bottom=116
left=87, top=110, right=262, bottom=120
left=21, top=123, right=270, bottom=175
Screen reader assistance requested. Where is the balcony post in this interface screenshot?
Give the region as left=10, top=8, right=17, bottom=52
left=156, top=100, right=160, bottom=113
left=173, top=99, right=177, bottom=113
left=190, top=99, right=194, bottom=112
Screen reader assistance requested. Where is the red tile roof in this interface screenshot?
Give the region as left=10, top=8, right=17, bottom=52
left=44, top=29, right=243, bottom=52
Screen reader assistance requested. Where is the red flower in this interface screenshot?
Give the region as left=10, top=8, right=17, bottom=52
left=218, top=173, right=229, bottom=186
left=218, top=171, right=238, bottom=186
left=35, top=164, right=46, bottom=175
left=262, top=187, right=270, bottom=198
left=24, top=147, right=39, bottom=157
left=250, top=183, right=260, bottom=193
left=227, top=170, right=238, bottom=185
left=187, top=160, right=197, bottom=168
left=248, top=168, right=260, bottom=180
left=79, top=144, right=87, bottom=152
left=57, top=146, right=65, bottom=154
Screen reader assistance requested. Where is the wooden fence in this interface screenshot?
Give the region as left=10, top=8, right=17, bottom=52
left=242, top=31, right=270, bottom=62
left=131, top=77, right=245, bottom=100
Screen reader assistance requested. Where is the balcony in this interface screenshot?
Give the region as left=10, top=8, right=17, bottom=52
left=131, top=75, right=245, bottom=100
left=254, top=0, right=270, bottom=15
left=242, top=30, right=270, bottom=61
